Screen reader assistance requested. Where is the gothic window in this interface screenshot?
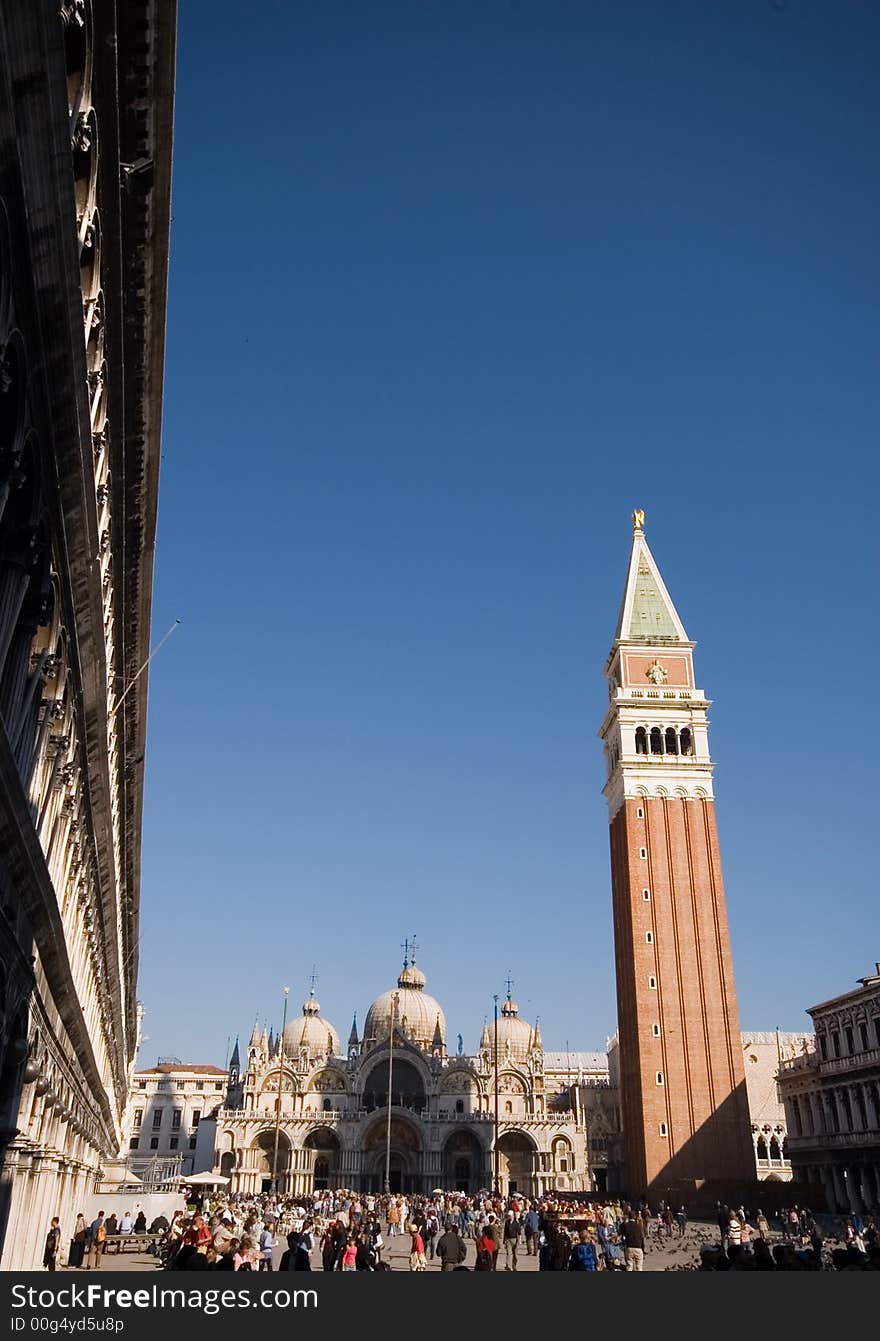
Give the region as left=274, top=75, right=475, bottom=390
left=650, top=727, right=663, bottom=755
left=756, top=1136, right=768, bottom=1161
left=768, top=1136, right=781, bottom=1161
left=664, top=727, right=678, bottom=755
left=679, top=728, right=692, bottom=755
left=635, top=727, right=647, bottom=755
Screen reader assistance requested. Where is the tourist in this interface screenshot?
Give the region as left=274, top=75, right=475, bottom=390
left=756, top=1209, right=770, bottom=1240
left=502, top=1210, right=521, bottom=1271
left=279, top=1231, right=312, bottom=1271
left=475, top=1225, right=495, bottom=1271
left=621, top=1208, right=645, bottom=1271
left=118, top=1211, right=133, bottom=1235
left=524, top=1204, right=540, bottom=1255
left=408, top=1224, right=427, bottom=1271
left=486, top=1212, right=502, bottom=1269
left=85, top=1211, right=106, bottom=1270
left=258, top=1220, right=275, bottom=1271
left=676, top=1206, right=687, bottom=1237
left=436, top=1220, right=468, bottom=1271
left=42, top=1217, right=61, bottom=1271
left=69, top=1214, right=87, bottom=1269
left=568, top=1227, right=600, bottom=1271
left=134, top=1210, right=147, bottom=1235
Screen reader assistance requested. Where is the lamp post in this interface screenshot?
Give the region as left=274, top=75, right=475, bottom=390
left=493, top=993, right=500, bottom=1196
left=384, top=991, right=399, bottom=1195
left=271, top=987, right=290, bottom=1195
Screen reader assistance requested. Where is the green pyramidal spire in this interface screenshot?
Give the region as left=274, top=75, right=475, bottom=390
left=614, top=511, right=688, bottom=644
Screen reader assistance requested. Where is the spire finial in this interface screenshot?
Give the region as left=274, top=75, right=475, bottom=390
left=309, top=964, right=318, bottom=997
left=505, top=971, right=514, bottom=1001
left=401, top=933, right=419, bottom=967
left=632, top=508, right=645, bottom=531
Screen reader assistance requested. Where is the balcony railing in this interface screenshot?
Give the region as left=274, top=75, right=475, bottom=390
left=787, top=1130, right=880, bottom=1150
left=818, top=1047, right=880, bottom=1076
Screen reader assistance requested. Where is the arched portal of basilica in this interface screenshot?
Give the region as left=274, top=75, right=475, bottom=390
left=215, top=962, right=592, bottom=1198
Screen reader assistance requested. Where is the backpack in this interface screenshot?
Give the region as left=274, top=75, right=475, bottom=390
left=476, top=1247, right=493, bottom=1270
left=570, top=1242, right=596, bottom=1271
left=96, top=1225, right=106, bottom=1244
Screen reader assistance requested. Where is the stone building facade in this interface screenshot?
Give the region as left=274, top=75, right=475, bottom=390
left=741, top=1032, right=811, bottom=1182
left=215, top=962, right=591, bottom=1199
left=0, top=0, right=174, bottom=1268
left=125, top=1064, right=226, bottom=1181
left=777, top=964, right=880, bottom=1213
left=598, top=515, right=754, bottom=1195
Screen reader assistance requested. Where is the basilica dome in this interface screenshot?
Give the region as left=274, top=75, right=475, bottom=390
left=282, top=993, right=340, bottom=1060
left=491, top=997, right=534, bottom=1063
left=364, top=962, right=446, bottom=1051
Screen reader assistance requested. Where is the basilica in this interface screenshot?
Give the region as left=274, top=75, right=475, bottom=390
left=215, top=957, right=593, bottom=1198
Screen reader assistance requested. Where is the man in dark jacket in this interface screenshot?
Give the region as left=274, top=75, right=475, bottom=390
left=621, top=1208, right=645, bottom=1272
left=436, top=1222, right=468, bottom=1272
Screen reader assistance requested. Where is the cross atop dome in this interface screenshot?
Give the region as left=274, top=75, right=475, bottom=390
left=505, top=971, right=515, bottom=1001
left=401, top=933, right=419, bottom=968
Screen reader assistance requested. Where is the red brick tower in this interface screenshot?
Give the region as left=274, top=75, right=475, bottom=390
left=600, top=512, right=754, bottom=1196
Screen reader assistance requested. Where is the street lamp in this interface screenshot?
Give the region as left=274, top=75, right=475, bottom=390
left=271, top=987, right=290, bottom=1194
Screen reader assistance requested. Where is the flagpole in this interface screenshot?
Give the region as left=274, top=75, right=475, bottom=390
left=271, top=987, right=290, bottom=1194
left=384, top=991, right=398, bottom=1195
left=493, top=993, right=500, bottom=1196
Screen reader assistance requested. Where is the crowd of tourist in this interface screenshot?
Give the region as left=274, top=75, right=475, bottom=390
left=141, top=1188, right=879, bottom=1273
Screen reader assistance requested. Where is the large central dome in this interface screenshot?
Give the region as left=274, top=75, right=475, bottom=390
left=363, top=961, right=446, bottom=1051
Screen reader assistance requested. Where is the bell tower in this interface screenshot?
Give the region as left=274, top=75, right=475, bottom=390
left=599, top=512, right=754, bottom=1195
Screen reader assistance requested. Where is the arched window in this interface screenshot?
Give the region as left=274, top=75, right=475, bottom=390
left=650, top=727, right=663, bottom=755
left=553, top=1138, right=571, bottom=1172
left=455, top=1099, right=464, bottom=1114
left=635, top=727, right=647, bottom=755
left=755, top=1135, right=768, bottom=1161
left=768, top=1136, right=781, bottom=1161
left=664, top=727, right=678, bottom=755
left=679, top=727, right=692, bottom=756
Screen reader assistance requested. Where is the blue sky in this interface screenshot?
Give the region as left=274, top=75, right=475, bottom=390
left=138, top=0, right=880, bottom=1067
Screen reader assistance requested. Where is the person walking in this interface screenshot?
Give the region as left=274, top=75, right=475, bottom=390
left=621, top=1208, right=645, bottom=1272
left=258, top=1221, right=275, bottom=1271
left=408, top=1224, right=427, bottom=1271
left=436, top=1221, right=468, bottom=1271
left=676, top=1206, right=687, bottom=1237
left=486, top=1213, right=502, bottom=1270
left=85, top=1211, right=106, bottom=1270
left=524, top=1205, right=540, bottom=1255
left=43, top=1218, right=61, bottom=1271
left=502, top=1211, right=521, bottom=1271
